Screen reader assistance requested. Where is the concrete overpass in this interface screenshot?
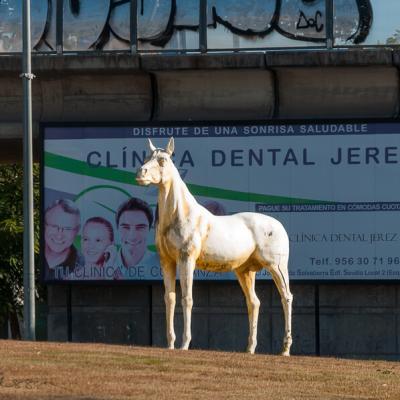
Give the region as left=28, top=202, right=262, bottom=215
left=1, top=49, right=398, bottom=163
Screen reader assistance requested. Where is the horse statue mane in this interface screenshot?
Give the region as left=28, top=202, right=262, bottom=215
left=137, top=137, right=293, bottom=356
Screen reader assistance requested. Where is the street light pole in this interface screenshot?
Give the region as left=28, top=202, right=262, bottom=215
left=21, top=0, right=36, bottom=341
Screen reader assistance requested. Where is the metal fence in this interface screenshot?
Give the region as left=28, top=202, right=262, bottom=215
left=0, top=0, right=397, bottom=55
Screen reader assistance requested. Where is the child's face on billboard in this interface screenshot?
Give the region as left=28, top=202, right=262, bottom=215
left=82, top=222, right=112, bottom=264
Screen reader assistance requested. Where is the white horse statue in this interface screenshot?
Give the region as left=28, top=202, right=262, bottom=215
left=136, top=137, right=293, bottom=356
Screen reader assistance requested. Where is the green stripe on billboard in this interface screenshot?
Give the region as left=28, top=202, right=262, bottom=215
left=44, top=151, right=329, bottom=205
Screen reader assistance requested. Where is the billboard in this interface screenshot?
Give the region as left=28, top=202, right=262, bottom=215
left=42, top=122, right=400, bottom=282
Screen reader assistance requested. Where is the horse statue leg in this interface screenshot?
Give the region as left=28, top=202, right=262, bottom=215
left=270, top=254, right=293, bottom=356
left=178, top=256, right=195, bottom=350
left=162, top=260, right=177, bottom=349
left=235, top=270, right=260, bottom=354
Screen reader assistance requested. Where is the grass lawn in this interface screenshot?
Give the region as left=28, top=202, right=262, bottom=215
left=0, top=340, right=399, bottom=399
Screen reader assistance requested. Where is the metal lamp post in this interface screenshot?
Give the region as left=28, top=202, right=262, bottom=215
left=21, top=0, right=36, bottom=341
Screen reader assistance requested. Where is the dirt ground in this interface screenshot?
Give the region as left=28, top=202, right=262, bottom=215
left=0, top=340, right=399, bottom=399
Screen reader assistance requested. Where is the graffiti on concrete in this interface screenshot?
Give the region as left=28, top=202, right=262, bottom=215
left=0, top=0, right=49, bottom=51
left=334, top=0, right=373, bottom=45
left=0, top=0, right=379, bottom=52
left=209, top=0, right=325, bottom=43
left=296, top=10, right=324, bottom=33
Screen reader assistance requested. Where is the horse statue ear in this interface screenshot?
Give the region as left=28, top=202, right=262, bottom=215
left=166, top=137, right=174, bottom=155
left=148, top=139, right=156, bottom=152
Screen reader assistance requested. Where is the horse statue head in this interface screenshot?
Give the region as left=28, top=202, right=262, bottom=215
left=136, top=138, right=176, bottom=186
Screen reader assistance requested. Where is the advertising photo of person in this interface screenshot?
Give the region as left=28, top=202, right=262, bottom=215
left=71, top=217, right=117, bottom=280
left=115, top=197, right=158, bottom=279
left=44, top=198, right=82, bottom=280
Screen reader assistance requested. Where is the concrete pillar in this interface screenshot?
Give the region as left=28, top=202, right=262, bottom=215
left=154, top=70, right=275, bottom=121
left=277, top=67, right=399, bottom=119
left=0, top=73, right=153, bottom=126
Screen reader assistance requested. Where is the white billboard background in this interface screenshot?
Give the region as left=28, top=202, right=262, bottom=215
left=43, top=123, right=400, bottom=281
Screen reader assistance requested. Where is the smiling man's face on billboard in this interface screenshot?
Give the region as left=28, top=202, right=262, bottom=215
left=118, top=210, right=149, bottom=266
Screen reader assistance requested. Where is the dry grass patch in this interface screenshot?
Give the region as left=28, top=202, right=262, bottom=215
left=0, top=340, right=398, bottom=399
